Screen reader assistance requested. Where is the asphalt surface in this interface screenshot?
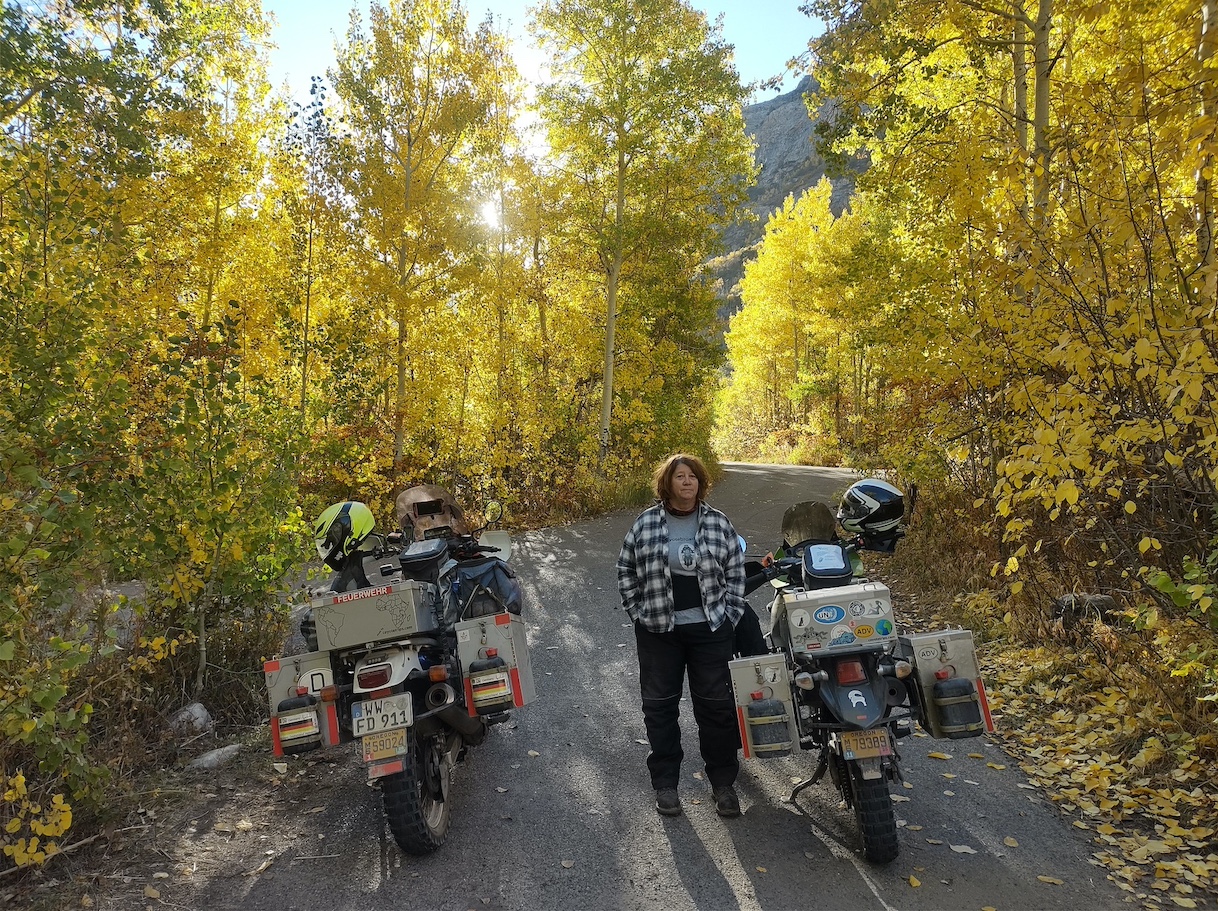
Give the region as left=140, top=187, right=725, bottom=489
left=174, top=463, right=1132, bottom=911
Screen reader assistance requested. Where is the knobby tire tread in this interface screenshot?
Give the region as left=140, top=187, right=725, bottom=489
left=850, top=767, right=899, bottom=864
left=380, top=730, right=450, bottom=855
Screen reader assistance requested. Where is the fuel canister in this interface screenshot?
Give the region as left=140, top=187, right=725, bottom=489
left=931, top=670, right=984, bottom=738
left=745, top=690, right=792, bottom=757
left=467, top=648, right=513, bottom=715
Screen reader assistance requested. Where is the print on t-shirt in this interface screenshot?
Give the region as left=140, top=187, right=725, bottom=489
left=679, top=543, right=696, bottom=570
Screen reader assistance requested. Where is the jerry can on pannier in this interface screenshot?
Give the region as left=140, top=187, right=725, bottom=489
left=728, top=654, right=797, bottom=759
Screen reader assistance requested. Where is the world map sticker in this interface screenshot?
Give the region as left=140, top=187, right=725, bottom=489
left=875, top=619, right=893, bottom=636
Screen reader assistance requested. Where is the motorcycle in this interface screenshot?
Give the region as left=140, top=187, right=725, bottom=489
left=731, top=480, right=991, bottom=864
left=263, top=487, right=535, bottom=855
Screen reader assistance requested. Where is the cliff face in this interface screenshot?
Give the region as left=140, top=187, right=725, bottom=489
left=711, top=76, right=856, bottom=314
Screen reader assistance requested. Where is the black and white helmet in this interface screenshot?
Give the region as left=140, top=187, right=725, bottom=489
left=838, top=478, right=904, bottom=535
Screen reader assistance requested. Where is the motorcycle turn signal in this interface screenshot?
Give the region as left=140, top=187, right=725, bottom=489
left=795, top=670, right=828, bottom=689
left=876, top=657, right=914, bottom=679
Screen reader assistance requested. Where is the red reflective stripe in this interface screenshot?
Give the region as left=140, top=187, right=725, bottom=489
left=324, top=702, right=339, bottom=745
left=264, top=659, right=280, bottom=673
left=368, top=759, right=404, bottom=779
left=510, top=668, right=524, bottom=707
left=976, top=678, right=995, bottom=732
left=495, top=613, right=511, bottom=625
left=270, top=717, right=284, bottom=757
left=737, top=706, right=751, bottom=760
left=464, top=677, right=476, bottom=717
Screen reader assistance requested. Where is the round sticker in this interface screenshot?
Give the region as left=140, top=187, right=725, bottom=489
left=814, top=604, right=845, bottom=624
left=875, top=619, right=893, bottom=636
left=849, top=601, right=867, bottom=618
left=790, top=609, right=811, bottom=630
left=854, top=624, right=875, bottom=639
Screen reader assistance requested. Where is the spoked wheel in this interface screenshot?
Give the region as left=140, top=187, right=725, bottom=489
left=848, top=762, right=899, bottom=864
left=381, top=729, right=452, bottom=854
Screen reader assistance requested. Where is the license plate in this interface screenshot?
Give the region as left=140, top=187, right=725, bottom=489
left=351, top=694, right=413, bottom=737
left=362, top=727, right=408, bottom=762
left=841, top=728, right=892, bottom=760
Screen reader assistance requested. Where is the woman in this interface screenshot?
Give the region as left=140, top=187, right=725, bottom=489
left=617, top=453, right=747, bottom=818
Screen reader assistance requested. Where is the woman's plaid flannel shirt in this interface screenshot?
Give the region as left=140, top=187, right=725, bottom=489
left=617, top=501, right=746, bottom=633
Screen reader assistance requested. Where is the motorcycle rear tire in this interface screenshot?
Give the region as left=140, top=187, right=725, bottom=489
left=848, top=764, right=899, bottom=864
left=381, top=729, right=451, bottom=855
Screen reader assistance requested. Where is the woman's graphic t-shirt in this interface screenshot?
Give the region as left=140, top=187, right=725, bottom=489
left=666, top=510, right=705, bottom=623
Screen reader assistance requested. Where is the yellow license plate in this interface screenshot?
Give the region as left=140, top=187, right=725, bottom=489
left=362, top=727, right=408, bottom=762
left=841, top=728, right=892, bottom=760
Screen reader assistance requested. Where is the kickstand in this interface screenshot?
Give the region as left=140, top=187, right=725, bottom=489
left=790, top=751, right=828, bottom=801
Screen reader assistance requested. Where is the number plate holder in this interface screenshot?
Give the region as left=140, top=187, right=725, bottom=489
left=351, top=693, right=413, bottom=737
left=840, top=728, right=892, bottom=760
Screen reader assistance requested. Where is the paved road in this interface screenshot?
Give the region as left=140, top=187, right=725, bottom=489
left=187, top=463, right=1130, bottom=911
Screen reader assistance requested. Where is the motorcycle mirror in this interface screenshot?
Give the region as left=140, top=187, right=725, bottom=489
left=484, top=500, right=504, bottom=525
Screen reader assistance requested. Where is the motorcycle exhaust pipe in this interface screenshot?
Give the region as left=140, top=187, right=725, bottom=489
left=425, top=682, right=457, bottom=710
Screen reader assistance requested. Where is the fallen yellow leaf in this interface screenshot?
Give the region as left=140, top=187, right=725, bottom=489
left=928, top=752, right=952, bottom=760
left=144, top=888, right=160, bottom=899
left=756, top=866, right=767, bottom=873
left=1170, top=898, right=1197, bottom=909
left=968, top=753, right=984, bottom=759
left=1004, top=837, right=1019, bottom=847
left=909, top=875, right=921, bottom=887
left=1037, top=875, right=1064, bottom=885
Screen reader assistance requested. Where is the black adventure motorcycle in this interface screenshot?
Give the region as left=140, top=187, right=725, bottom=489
left=732, top=479, right=989, bottom=864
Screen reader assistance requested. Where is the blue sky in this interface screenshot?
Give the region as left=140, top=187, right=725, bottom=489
left=261, top=0, right=821, bottom=104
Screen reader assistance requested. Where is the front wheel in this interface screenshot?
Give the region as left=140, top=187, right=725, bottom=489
left=381, top=729, right=452, bottom=854
left=848, top=763, right=899, bottom=864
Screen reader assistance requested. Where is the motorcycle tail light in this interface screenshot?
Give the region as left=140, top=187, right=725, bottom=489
left=836, top=659, right=867, bottom=685
left=428, top=666, right=449, bottom=682
left=357, top=663, right=392, bottom=690
left=319, top=685, right=338, bottom=702
left=794, top=672, right=817, bottom=690
left=894, top=660, right=913, bottom=679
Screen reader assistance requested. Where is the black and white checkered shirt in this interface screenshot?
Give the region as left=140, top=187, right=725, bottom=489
left=617, top=501, right=746, bottom=633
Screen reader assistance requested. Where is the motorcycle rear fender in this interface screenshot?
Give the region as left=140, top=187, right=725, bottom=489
left=352, top=646, right=423, bottom=694
left=817, top=666, right=890, bottom=728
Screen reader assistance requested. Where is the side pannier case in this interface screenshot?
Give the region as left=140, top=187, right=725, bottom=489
left=454, top=612, right=536, bottom=717
left=898, top=628, right=994, bottom=739
left=264, top=651, right=342, bottom=756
